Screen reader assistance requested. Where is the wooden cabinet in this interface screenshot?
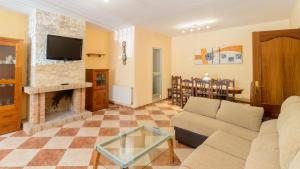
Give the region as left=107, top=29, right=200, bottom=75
left=252, top=29, right=300, bottom=118
left=0, top=37, right=23, bottom=135
left=86, top=69, right=109, bottom=111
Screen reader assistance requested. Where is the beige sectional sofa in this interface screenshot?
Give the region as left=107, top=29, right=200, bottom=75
left=171, top=96, right=300, bottom=169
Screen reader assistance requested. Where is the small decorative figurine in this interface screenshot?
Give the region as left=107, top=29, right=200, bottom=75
left=122, top=41, right=127, bottom=65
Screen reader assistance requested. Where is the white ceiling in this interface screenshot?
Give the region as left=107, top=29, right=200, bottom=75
left=0, top=0, right=295, bottom=36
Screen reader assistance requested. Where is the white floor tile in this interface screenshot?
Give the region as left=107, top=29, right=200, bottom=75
left=43, top=137, right=74, bottom=149
left=0, top=137, right=29, bottom=149
left=0, top=149, right=39, bottom=167
left=77, top=127, right=100, bottom=137
left=58, top=149, right=93, bottom=166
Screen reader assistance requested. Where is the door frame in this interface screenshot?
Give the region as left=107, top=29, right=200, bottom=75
left=252, top=28, right=300, bottom=117
left=152, top=48, right=163, bottom=101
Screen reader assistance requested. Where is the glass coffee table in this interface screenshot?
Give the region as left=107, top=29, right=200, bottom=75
left=92, top=125, right=174, bottom=169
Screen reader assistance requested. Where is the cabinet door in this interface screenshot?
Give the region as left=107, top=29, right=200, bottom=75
left=0, top=40, right=22, bottom=134
left=92, top=90, right=108, bottom=110
left=93, top=70, right=108, bottom=90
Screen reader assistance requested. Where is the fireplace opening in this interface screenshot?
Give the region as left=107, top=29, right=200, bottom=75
left=45, top=89, right=74, bottom=121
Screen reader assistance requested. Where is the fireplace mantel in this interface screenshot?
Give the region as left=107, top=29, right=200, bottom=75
left=24, top=82, right=92, bottom=94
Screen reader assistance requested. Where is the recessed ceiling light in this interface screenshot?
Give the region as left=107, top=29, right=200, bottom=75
left=104, top=0, right=109, bottom=3
left=181, top=30, right=186, bottom=33
left=206, top=25, right=211, bottom=29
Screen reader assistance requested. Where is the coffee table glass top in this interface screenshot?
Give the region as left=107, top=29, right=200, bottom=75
left=96, top=125, right=171, bottom=168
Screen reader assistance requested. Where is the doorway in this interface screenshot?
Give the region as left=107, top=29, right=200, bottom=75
left=153, top=48, right=162, bottom=101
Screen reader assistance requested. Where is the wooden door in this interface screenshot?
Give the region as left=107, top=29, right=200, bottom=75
left=0, top=37, right=23, bottom=134
left=252, top=29, right=300, bottom=118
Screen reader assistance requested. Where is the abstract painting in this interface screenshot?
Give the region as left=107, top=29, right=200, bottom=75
left=220, top=45, right=243, bottom=64
left=194, top=48, right=213, bottom=65
left=194, top=45, right=243, bottom=65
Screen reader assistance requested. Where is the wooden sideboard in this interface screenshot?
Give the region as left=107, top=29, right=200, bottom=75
left=0, top=37, right=23, bottom=135
left=85, top=69, right=109, bottom=111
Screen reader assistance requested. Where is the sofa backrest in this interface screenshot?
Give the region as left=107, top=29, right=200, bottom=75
left=216, top=100, right=264, bottom=132
left=276, top=96, right=300, bottom=169
left=183, top=97, right=221, bottom=118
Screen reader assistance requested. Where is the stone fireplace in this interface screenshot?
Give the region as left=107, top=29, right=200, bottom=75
left=23, top=9, right=92, bottom=134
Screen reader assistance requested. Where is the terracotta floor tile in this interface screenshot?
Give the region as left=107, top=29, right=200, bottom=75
left=120, top=110, right=134, bottom=115
left=28, top=149, right=65, bottom=166
left=155, top=121, right=171, bottom=127
left=55, top=128, right=79, bottom=137
left=18, top=137, right=51, bottom=149
left=10, top=131, right=31, bottom=137
left=83, top=121, right=101, bottom=127
left=159, top=107, right=173, bottom=110
left=103, top=115, right=120, bottom=120
left=120, top=121, right=138, bottom=127
left=0, top=149, right=12, bottom=161
left=151, top=150, right=181, bottom=166
left=0, top=167, right=22, bottom=169
left=69, top=137, right=96, bottom=148
left=99, top=128, right=120, bottom=136
left=150, top=110, right=164, bottom=115
left=135, top=115, right=153, bottom=120
left=0, top=137, right=5, bottom=142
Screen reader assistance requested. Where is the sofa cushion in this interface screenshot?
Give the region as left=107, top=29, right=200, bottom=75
left=171, top=111, right=258, bottom=141
left=181, top=145, right=245, bottom=169
left=204, top=131, right=251, bottom=160
left=183, top=97, right=220, bottom=118
left=244, top=150, right=280, bottom=169
left=277, top=102, right=300, bottom=131
left=259, top=119, right=278, bottom=136
left=280, top=96, right=300, bottom=112
left=278, top=113, right=300, bottom=169
left=216, top=100, right=264, bottom=131
left=250, top=133, right=279, bottom=153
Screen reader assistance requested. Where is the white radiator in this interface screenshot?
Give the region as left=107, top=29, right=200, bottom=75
left=110, top=85, right=133, bottom=106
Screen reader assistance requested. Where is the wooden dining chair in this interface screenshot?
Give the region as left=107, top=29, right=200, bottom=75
left=181, top=78, right=194, bottom=108
left=194, top=79, right=212, bottom=98
left=213, top=79, right=230, bottom=100
left=223, top=79, right=236, bottom=101
left=171, top=76, right=182, bottom=106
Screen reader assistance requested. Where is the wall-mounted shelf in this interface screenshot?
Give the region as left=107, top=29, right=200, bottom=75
left=87, top=53, right=105, bottom=57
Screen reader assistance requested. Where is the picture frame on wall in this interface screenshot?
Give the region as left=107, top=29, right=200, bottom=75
left=194, top=45, right=243, bottom=65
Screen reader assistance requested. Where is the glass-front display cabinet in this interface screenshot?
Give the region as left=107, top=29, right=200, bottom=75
left=85, top=69, right=109, bottom=111
left=0, top=37, right=23, bottom=135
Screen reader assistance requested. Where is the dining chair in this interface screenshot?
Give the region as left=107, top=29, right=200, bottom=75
left=223, top=79, right=236, bottom=101
left=181, top=78, right=194, bottom=108
left=194, top=79, right=212, bottom=98
left=171, top=75, right=182, bottom=106
left=213, top=79, right=230, bottom=100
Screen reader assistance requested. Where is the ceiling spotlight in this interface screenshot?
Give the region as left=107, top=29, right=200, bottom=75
left=206, top=25, right=211, bottom=29
left=104, top=0, right=109, bottom=2
left=181, top=30, right=186, bottom=34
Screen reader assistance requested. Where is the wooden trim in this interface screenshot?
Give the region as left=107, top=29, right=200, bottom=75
left=253, top=28, right=300, bottom=42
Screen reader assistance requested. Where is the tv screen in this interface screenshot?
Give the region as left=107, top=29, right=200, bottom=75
left=46, top=35, right=83, bottom=61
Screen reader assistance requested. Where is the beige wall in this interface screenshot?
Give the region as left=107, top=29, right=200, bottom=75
left=0, top=8, right=28, bottom=118
left=108, top=32, right=135, bottom=88
left=290, top=0, right=300, bottom=28
left=84, top=23, right=111, bottom=69
left=171, top=20, right=290, bottom=99
left=134, top=27, right=171, bottom=107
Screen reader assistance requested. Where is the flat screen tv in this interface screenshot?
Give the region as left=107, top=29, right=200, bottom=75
left=46, top=35, right=83, bottom=61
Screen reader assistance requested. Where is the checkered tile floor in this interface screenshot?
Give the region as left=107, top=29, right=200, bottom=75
left=0, top=100, right=194, bottom=169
